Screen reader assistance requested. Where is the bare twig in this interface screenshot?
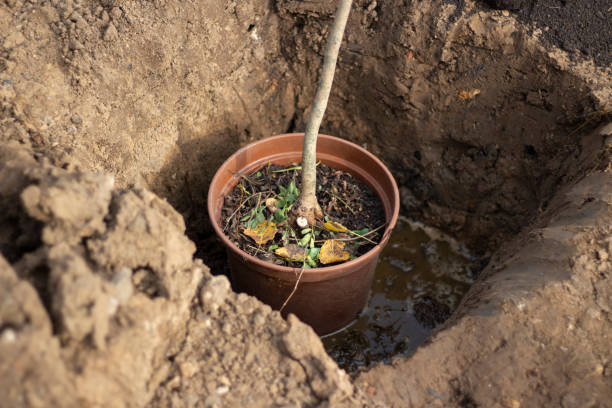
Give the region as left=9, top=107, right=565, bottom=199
left=345, top=229, right=378, bottom=245
left=311, top=223, right=386, bottom=244
left=231, top=170, right=265, bottom=185
left=279, top=249, right=309, bottom=313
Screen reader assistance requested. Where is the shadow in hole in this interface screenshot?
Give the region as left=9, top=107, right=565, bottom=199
left=151, top=125, right=249, bottom=276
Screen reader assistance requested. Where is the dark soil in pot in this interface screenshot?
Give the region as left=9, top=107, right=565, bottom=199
left=221, top=163, right=385, bottom=267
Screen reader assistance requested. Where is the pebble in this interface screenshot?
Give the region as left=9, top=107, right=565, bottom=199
left=110, top=7, right=123, bottom=20
left=1, top=329, right=16, bottom=344
left=69, top=39, right=84, bottom=50
left=200, top=275, right=231, bottom=310
left=180, top=361, right=198, bottom=379
left=215, top=385, right=229, bottom=395
left=112, top=267, right=133, bottom=305
left=71, top=114, right=83, bottom=124
left=103, top=23, right=119, bottom=42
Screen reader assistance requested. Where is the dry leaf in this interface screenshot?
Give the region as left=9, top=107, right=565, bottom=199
left=319, top=239, right=350, bottom=264
left=244, top=220, right=277, bottom=245
left=324, top=220, right=348, bottom=233
left=275, top=244, right=306, bottom=262
left=458, top=89, right=480, bottom=100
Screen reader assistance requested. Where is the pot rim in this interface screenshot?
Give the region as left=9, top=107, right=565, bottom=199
left=207, top=133, right=400, bottom=280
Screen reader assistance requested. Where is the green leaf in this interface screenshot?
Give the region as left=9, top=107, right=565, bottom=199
left=298, top=233, right=311, bottom=247
left=352, top=228, right=369, bottom=235
left=290, top=229, right=296, bottom=238
left=256, top=212, right=265, bottom=224
left=306, top=256, right=317, bottom=268
left=249, top=218, right=257, bottom=228
left=240, top=214, right=251, bottom=221
left=256, top=171, right=262, bottom=177
left=324, top=215, right=330, bottom=222
left=269, top=244, right=279, bottom=251
left=309, top=247, right=320, bottom=260
left=274, top=211, right=286, bottom=223
left=303, top=263, right=312, bottom=269
left=301, top=228, right=312, bottom=234
left=309, top=237, right=315, bottom=249
left=288, top=179, right=299, bottom=196
left=279, top=185, right=287, bottom=194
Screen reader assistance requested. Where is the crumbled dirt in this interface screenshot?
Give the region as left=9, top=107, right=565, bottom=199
left=221, top=163, right=385, bottom=266
left=480, top=0, right=611, bottom=67
left=0, top=142, right=361, bottom=407
left=0, top=0, right=611, bottom=406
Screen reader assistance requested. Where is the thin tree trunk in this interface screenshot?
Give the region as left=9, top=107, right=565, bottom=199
left=294, top=0, right=353, bottom=225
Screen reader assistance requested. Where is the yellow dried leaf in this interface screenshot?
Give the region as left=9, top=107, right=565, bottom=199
left=324, top=221, right=348, bottom=233
left=274, top=244, right=306, bottom=262
left=244, top=220, right=277, bottom=245
left=458, top=89, right=480, bottom=100
left=319, top=240, right=350, bottom=265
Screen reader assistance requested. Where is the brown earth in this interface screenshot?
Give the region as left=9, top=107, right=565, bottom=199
left=0, top=0, right=611, bottom=407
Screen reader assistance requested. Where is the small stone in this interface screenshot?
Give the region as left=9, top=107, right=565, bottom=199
left=100, top=10, right=110, bottom=23
left=251, top=310, right=266, bottom=326
left=71, top=114, right=83, bottom=124
left=180, top=361, right=198, bottom=379
left=110, top=7, right=122, bottom=20
left=502, top=397, right=521, bottom=408
left=200, top=275, right=231, bottom=310
left=69, top=39, right=83, bottom=50
left=1, top=329, right=16, bottom=344
left=112, top=267, right=133, bottom=305
left=103, top=23, right=119, bottom=42
left=215, top=385, right=229, bottom=395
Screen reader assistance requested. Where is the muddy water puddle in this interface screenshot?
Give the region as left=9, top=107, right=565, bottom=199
left=322, top=217, right=477, bottom=372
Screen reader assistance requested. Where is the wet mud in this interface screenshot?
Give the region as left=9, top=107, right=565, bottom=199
left=324, top=217, right=477, bottom=372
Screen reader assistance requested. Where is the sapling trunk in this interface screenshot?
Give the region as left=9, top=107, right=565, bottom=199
left=293, top=0, right=353, bottom=226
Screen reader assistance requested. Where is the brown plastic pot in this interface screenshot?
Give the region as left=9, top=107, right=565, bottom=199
left=207, top=133, right=400, bottom=335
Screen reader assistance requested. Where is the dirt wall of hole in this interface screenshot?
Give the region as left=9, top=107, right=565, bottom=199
left=275, top=0, right=610, bottom=254
left=1, top=0, right=611, bottom=407
left=1, top=0, right=608, bottom=256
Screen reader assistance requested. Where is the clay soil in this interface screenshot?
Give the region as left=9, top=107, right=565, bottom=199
left=1, top=0, right=611, bottom=407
